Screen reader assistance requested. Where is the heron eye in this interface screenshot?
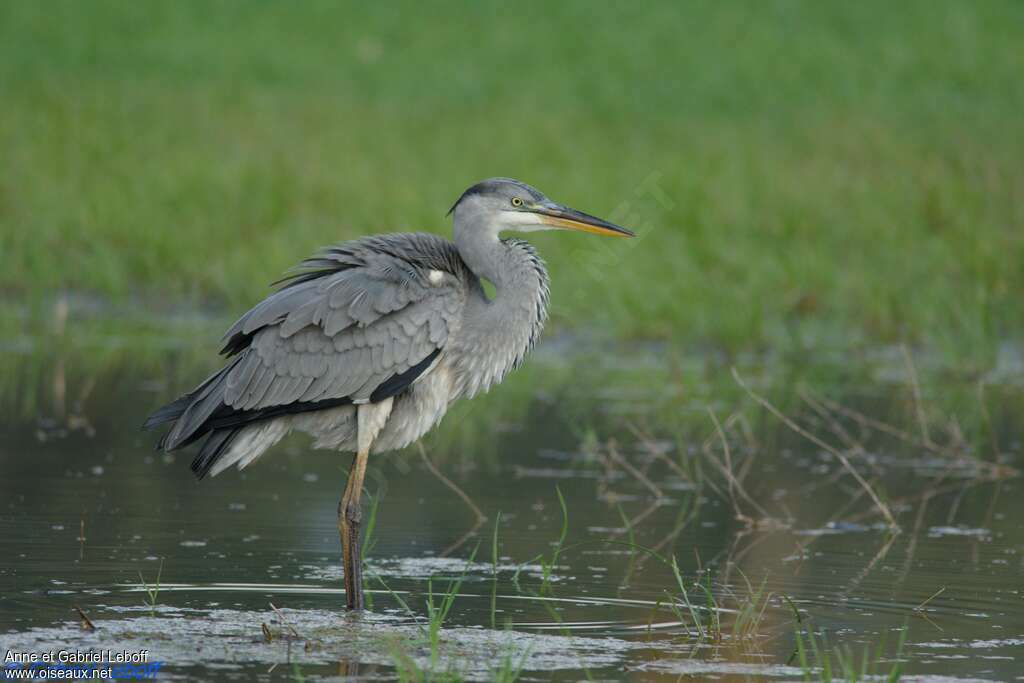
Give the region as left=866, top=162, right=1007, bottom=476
left=511, top=197, right=523, bottom=207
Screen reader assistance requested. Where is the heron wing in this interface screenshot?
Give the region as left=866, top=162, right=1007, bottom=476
left=156, top=233, right=468, bottom=450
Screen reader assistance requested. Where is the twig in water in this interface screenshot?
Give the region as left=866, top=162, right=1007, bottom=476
left=819, top=394, right=930, bottom=447
left=73, top=606, right=96, bottom=632
left=616, top=504, right=640, bottom=588
left=731, top=367, right=898, bottom=529
left=912, top=586, right=946, bottom=631
left=914, top=586, right=946, bottom=612
left=606, top=439, right=664, bottom=501
left=840, top=532, right=899, bottom=601
left=625, top=498, right=663, bottom=530
left=269, top=603, right=301, bottom=640
left=627, top=421, right=699, bottom=485
left=697, top=415, right=750, bottom=502
left=799, top=388, right=872, bottom=461
left=417, top=443, right=487, bottom=556
left=418, top=443, right=486, bottom=523
left=650, top=493, right=701, bottom=556
left=705, top=407, right=772, bottom=524
left=439, top=517, right=485, bottom=558
left=901, top=344, right=932, bottom=448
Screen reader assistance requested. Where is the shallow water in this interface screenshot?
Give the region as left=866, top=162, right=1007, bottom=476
left=2, top=318, right=1023, bottom=681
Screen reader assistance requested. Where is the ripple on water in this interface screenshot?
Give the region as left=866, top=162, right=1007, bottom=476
left=302, top=556, right=566, bottom=583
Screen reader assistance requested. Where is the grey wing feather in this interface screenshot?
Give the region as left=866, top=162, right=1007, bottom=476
left=176, top=235, right=464, bottom=439
left=157, top=233, right=469, bottom=451
left=233, top=275, right=461, bottom=407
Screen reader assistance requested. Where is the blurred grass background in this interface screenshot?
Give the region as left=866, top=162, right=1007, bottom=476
left=3, top=0, right=1022, bottom=362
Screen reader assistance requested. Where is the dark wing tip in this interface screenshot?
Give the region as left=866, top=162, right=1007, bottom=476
left=219, top=333, right=250, bottom=357
left=190, top=429, right=239, bottom=480
left=369, top=348, right=442, bottom=402
left=142, top=395, right=192, bottom=431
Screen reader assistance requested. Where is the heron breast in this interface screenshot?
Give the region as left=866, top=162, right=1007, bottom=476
left=372, top=364, right=454, bottom=452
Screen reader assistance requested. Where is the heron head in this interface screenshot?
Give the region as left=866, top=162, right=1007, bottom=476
left=448, top=178, right=634, bottom=239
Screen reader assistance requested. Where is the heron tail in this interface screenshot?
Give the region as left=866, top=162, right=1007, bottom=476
left=144, top=352, right=295, bottom=480
left=142, top=357, right=243, bottom=451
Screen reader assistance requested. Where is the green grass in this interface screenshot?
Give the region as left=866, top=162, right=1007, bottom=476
left=378, top=547, right=499, bottom=682
left=137, top=559, right=163, bottom=617
left=795, top=626, right=907, bottom=682
left=3, top=1, right=1023, bottom=362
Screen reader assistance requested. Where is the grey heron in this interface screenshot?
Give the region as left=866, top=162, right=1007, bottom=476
left=145, top=178, right=634, bottom=610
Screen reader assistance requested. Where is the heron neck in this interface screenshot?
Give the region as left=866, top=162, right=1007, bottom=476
left=453, top=215, right=516, bottom=290
left=451, top=218, right=550, bottom=398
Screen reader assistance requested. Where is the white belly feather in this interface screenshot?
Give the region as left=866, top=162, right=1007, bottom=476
left=206, top=361, right=455, bottom=476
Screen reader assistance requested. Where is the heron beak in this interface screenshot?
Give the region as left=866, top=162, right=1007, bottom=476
left=532, top=202, right=635, bottom=238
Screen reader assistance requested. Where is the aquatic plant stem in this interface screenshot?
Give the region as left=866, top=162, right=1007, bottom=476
left=730, top=368, right=898, bottom=529
left=418, top=443, right=486, bottom=524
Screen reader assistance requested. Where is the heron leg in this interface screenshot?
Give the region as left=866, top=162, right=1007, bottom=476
left=339, top=447, right=369, bottom=610
left=338, top=399, right=393, bottom=611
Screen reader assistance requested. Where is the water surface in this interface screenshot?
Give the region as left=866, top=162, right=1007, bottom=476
left=2, top=316, right=1022, bottom=680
